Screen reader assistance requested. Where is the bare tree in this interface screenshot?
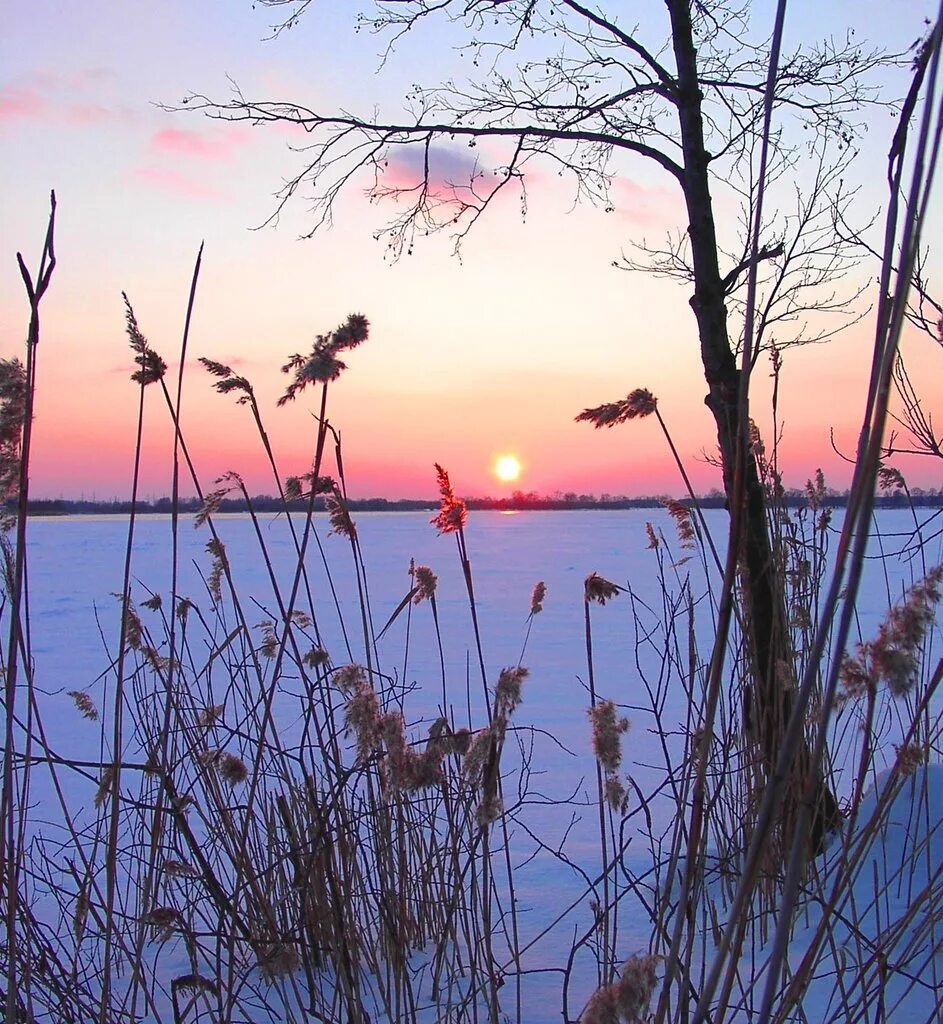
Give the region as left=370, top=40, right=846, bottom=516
left=618, top=137, right=870, bottom=363
left=182, top=0, right=921, bottom=850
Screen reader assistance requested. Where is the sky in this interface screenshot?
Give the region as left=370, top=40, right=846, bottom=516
left=1, top=0, right=941, bottom=501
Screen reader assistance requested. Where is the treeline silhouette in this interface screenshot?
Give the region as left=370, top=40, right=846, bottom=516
left=18, top=487, right=943, bottom=517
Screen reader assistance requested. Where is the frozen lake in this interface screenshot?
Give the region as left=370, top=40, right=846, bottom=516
left=14, top=505, right=943, bottom=1020
left=27, top=506, right=939, bottom=755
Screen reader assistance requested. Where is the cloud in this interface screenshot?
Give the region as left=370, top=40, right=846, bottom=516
left=1, top=71, right=128, bottom=127
left=134, top=167, right=225, bottom=201
left=150, top=126, right=251, bottom=161
left=609, top=177, right=681, bottom=228
left=379, top=144, right=485, bottom=196
left=0, top=86, right=46, bottom=122
left=271, top=120, right=309, bottom=139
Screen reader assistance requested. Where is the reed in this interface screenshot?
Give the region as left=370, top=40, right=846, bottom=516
left=2, top=13, right=943, bottom=1023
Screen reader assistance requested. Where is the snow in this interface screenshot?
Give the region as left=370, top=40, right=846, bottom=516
left=780, top=763, right=943, bottom=1022
left=11, top=507, right=943, bottom=1020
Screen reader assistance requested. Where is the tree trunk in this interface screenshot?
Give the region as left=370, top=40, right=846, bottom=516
left=665, top=0, right=839, bottom=855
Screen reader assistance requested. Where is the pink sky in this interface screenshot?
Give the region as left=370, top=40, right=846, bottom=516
left=2, top=2, right=941, bottom=501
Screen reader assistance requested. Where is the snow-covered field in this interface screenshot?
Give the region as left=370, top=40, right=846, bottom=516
left=15, top=506, right=943, bottom=1021
left=28, top=505, right=931, bottom=752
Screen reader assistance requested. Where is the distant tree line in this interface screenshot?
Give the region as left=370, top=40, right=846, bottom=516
left=15, top=486, right=943, bottom=517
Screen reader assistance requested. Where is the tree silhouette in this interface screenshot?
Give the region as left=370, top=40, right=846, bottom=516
left=183, top=0, right=921, bottom=851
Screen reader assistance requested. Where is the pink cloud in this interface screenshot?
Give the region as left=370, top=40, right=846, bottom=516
left=379, top=145, right=484, bottom=197
left=610, top=177, right=682, bottom=228
left=134, top=167, right=225, bottom=201
left=271, top=120, right=309, bottom=139
left=150, top=126, right=251, bottom=160
left=0, top=86, right=46, bottom=122
left=1, top=71, right=128, bottom=127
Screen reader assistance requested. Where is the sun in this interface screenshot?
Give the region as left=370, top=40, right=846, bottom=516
left=494, top=454, right=522, bottom=483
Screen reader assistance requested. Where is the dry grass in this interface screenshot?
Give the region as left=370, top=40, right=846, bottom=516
left=2, top=20, right=943, bottom=1023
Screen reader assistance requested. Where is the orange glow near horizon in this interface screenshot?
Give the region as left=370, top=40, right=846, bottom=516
left=494, top=454, right=522, bottom=484
left=3, top=5, right=942, bottom=504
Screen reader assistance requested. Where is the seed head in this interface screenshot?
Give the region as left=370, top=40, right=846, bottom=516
left=326, top=490, right=357, bottom=541
left=73, top=886, right=89, bottom=942
left=585, top=572, right=621, bottom=605
left=749, top=419, right=766, bottom=460
left=345, top=683, right=381, bottom=762
left=121, top=603, right=144, bottom=651
left=143, top=906, right=181, bottom=928
left=199, top=356, right=253, bottom=404
left=199, top=358, right=233, bottom=378
left=206, top=538, right=228, bottom=603
left=303, top=646, right=330, bottom=669
left=123, top=294, right=167, bottom=386
left=284, top=475, right=302, bottom=501
left=878, top=465, right=906, bottom=493
left=895, top=742, right=924, bottom=776
left=605, top=775, right=627, bottom=812
left=194, top=486, right=229, bottom=529
left=462, top=727, right=492, bottom=784
left=431, top=463, right=467, bottom=533
left=67, top=690, right=99, bottom=721
left=163, top=859, right=199, bottom=879
left=176, top=596, right=193, bottom=624
left=448, top=727, right=472, bottom=756
left=380, top=710, right=407, bottom=757
left=615, top=953, right=659, bottom=1022
left=579, top=984, right=619, bottom=1024
left=333, top=663, right=367, bottom=694
left=413, top=564, right=438, bottom=603
left=841, top=565, right=943, bottom=697
left=174, top=975, right=219, bottom=997
left=475, top=794, right=504, bottom=827
left=0, top=358, right=26, bottom=510
left=198, top=703, right=224, bottom=728
left=576, top=388, right=658, bottom=429
left=278, top=314, right=370, bottom=404
left=331, top=313, right=370, bottom=350
left=665, top=501, right=695, bottom=549
left=589, top=699, right=630, bottom=773
left=806, top=469, right=827, bottom=510
left=218, top=752, right=249, bottom=787
left=530, top=581, right=546, bottom=615
left=495, top=666, right=528, bottom=716
left=94, top=765, right=114, bottom=808
left=257, top=620, right=278, bottom=660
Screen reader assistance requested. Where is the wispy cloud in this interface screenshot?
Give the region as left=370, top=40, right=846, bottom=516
left=610, top=177, right=681, bottom=228
left=0, top=86, right=46, bottom=122
left=150, top=126, right=251, bottom=160
left=379, top=144, right=485, bottom=196
left=134, top=167, right=226, bottom=201
left=1, top=70, right=128, bottom=126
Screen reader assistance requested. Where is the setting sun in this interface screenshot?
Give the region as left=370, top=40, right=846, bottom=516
left=494, top=454, right=522, bottom=483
